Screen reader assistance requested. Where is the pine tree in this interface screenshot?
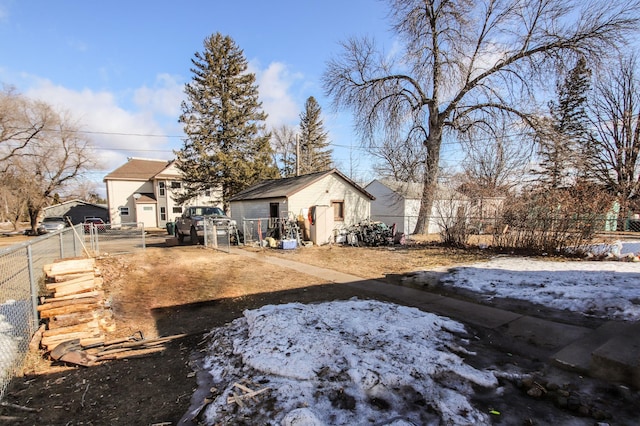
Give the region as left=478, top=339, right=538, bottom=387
left=536, top=57, right=592, bottom=188
left=175, top=33, right=278, bottom=208
left=298, top=96, right=332, bottom=174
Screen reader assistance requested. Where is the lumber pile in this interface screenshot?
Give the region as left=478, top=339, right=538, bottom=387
left=38, top=258, right=115, bottom=352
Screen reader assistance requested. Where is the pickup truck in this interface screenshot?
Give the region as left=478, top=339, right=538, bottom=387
left=175, top=206, right=236, bottom=244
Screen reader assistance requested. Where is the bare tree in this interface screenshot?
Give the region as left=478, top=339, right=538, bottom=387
left=586, top=54, right=640, bottom=218
left=323, top=0, right=639, bottom=234
left=0, top=97, right=94, bottom=232
left=271, top=124, right=298, bottom=177
left=0, top=86, right=52, bottom=166
left=460, top=122, right=533, bottom=196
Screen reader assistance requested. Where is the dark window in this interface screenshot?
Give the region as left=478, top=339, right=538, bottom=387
left=270, top=202, right=279, bottom=218
left=159, top=182, right=165, bottom=196
left=160, top=207, right=166, bottom=221
left=171, top=181, right=181, bottom=189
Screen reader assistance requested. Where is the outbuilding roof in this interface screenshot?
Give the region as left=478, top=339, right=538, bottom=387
left=229, top=169, right=375, bottom=201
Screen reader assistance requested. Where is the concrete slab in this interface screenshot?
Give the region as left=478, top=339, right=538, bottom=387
left=420, top=297, right=522, bottom=328
left=347, top=280, right=446, bottom=307
left=590, top=322, right=640, bottom=388
left=551, top=321, right=625, bottom=373
left=503, top=316, right=591, bottom=350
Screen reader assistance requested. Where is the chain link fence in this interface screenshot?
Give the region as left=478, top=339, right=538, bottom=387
left=0, top=225, right=85, bottom=400
left=83, top=222, right=145, bottom=255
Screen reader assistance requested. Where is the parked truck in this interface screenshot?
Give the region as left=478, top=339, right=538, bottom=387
left=175, top=206, right=236, bottom=244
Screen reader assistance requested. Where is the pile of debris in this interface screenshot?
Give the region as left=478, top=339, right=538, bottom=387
left=33, top=257, right=187, bottom=367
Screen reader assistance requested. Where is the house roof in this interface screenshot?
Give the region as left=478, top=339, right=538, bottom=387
left=369, top=179, right=467, bottom=201
left=229, top=169, right=375, bottom=202
left=103, top=158, right=174, bottom=181
left=374, top=179, right=424, bottom=199
left=43, top=199, right=108, bottom=211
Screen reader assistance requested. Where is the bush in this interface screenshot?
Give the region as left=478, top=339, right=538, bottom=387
left=492, top=184, right=616, bottom=255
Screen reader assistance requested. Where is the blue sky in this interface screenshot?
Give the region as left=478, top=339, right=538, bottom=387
left=0, top=0, right=394, bottom=192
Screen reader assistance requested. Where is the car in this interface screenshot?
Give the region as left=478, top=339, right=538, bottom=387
left=38, top=217, right=67, bottom=234
left=83, top=217, right=107, bottom=233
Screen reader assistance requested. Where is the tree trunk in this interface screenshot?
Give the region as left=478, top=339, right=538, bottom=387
left=413, top=131, right=443, bottom=235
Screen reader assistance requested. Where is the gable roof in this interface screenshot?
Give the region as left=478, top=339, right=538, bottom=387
left=372, top=179, right=423, bottom=199
left=229, top=169, right=375, bottom=202
left=368, top=179, right=467, bottom=201
left=103, top=158, right=174, bottom=181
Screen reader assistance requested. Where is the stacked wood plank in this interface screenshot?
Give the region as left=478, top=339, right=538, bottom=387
left=38, top=258, right=115, bottom=351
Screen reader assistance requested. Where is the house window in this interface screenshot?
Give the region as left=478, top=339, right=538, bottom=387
left=119, top=207, right=129, bottom=216
left=143, top=206, right=153, bottom=211
left=332, top=200, right=344, bottom=221
left=171, top=181, right=181, bottom=189
left=172, top=207, right=182, bottom=214
left=205, top=189, right=211, bottom=197
left=159, top=182, right=165, bottom=196
left=160, top=207, right=166, bottom=221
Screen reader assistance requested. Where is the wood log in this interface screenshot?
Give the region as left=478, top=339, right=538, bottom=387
left=48, top=311, right=100, bottom=329
left=46, top=274, right=95, bottom=290
left=28, top=324, right=46, bottom=352
left=42, top=320, right=99, bottom=338
left=52, top=272, right=97, bottom=283
left=42, top=290, right=104, bottom=303
left=39, top=303, right=102, bottom=319
left=54, top=279, right=102, bottom=298
left=37, top=297, right=102, bottom=312
left=45, top=258, right=96, bottom=278
left=97, top=346, right=165, bottom=360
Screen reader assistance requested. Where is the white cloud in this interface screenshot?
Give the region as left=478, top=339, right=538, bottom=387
left=133, top=73, right=185, bottom=118
left=251, top=61, right=303, bottom=129
left=24, top=78, right=178, bottom=173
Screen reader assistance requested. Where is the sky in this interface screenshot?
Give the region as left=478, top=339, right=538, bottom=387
left=0, top=0, right=395, bottom=193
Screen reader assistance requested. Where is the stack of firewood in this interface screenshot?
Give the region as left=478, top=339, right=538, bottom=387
left=37, top=258, right=115, bottom=351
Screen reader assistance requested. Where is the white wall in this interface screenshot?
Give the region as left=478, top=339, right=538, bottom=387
left=106, top=180, right=154, bottom=225
left=289, top=174, right=370, bottom=230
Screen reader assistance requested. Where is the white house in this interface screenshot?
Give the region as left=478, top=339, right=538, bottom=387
left=365, top=179, right=470, bottom=235
left=103, top=158, right=220, bottom=228
left=229, top=169, right=374, bottom=244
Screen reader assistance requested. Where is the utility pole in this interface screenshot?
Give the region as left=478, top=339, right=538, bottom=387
left=295, top=134, right=300, bottom=176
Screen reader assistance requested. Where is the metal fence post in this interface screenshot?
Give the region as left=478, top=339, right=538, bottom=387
left=58, top=232, right=64, bottom=259
left=26, top=245, right=39, bottom=333
left=141, top=223, right=146, bottom=249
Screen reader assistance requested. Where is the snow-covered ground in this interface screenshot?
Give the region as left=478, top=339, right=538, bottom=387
left=191, top=241, right=640, bottom=425
left=193, top=299, right=498, bottom=425
left=432, top=240, right=640, bottom=321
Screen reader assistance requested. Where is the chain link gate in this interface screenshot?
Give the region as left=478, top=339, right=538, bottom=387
left=202, top=218, right=237, bottom=253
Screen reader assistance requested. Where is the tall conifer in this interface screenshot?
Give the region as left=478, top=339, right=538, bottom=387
left=298, top=96, right=332, bottom=174
left=175, top=33, right=278, bottom=207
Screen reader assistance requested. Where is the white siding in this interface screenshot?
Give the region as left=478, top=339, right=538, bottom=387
left=106, top=180, right=153, bottom=226
left=230, top=198, right=288, bottom=223
left=366, top=180, right=411, bottom=233
left=288, top=174, right=370, bottom=229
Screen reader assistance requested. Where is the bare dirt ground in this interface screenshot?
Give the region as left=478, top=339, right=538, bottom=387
left=2, top=237, right=640, bottom=425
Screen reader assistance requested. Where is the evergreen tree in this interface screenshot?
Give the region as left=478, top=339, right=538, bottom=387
left=536, top=57, right=592, bottom=188
left=298, top=96, right=332, bottom=174
left=175, top=33, right=278, bottom=208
